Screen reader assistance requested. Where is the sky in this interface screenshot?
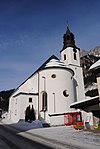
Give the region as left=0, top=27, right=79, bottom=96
left=0, top=0, right=100, bottom=91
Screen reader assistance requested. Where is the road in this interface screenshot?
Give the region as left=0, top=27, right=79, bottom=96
left=0, top=123, right=54, bottom=149
left=0, top=119, right=100, bottom=149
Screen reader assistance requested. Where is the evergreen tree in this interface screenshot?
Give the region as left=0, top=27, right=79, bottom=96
left=25, top=105, right=31, bottom=122
left=30, top=105, right=36, bottom=122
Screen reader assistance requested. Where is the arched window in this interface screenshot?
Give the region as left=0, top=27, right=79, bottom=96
left=74, top=52, right=77, bottom=60
left=73, top=48, right=77, bottom=60
left=42, top=92, right=47, bottom=111
left=64, top=54, right=66, bottom=60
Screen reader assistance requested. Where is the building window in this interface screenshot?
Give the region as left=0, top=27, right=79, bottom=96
left=64, top=54, right=66, bottom=60
left=74, top=52, right=77, bottom=60
left=73, top=48, right=77, bottom=60
left=51, top=74, right=56, bottom=78
left=29, top=98, right=32, bottom=102
left=42, top=92, right=47, bottom=111
left=63, top=90, right=69, bottom=97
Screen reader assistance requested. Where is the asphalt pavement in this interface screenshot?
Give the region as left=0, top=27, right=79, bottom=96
left=0, top=119, right=100, bottom=149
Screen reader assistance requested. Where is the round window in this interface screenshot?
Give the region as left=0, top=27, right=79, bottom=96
left=63, top=90, right=69, bottom=97
left=51, top=74, right=56, bottom=78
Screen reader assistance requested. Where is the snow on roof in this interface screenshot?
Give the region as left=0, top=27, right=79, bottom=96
left=95, top=54, right=100, bottom=57
left=70, top=96, right=99, bottom=107
left=90, top=59, right=100, bottom=70
left=11, top=55, right=74, bottom=96
left=85, top=82, right=98, bottom=93
left=45, top=58, right=68, bottom=68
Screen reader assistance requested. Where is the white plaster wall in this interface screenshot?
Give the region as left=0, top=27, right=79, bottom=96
left=10, top=73, right=38, bottom=98
left=8, top=73, right=39, bottom=122
left=15, top=96, right=22, bottom=122
left=61, top=47, right=80, bottom=66
left=9, top=94, right=38, bottom=122
left=70, top=65, right=85, bottom=102
left=8, top=66, right=76, bottom=124
left=60, top=47, right=85, bottom=102
left=18, top=74, right=38, bottom=93
left=8, top=96, right=21, bottom=122
left=39, top=68, right=75, bottom=123
left=19, top=95, right=38, bottom=120
left=50, top=115, right=64, bottom=126
left=97, top=76, right=100, bottom=98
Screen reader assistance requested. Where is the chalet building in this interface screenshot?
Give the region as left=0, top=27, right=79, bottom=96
left=71, top=60, right=100, bottom=128
left=90, top=60, right=100, bottom=119
left=8, top=26, right=85, bottom=125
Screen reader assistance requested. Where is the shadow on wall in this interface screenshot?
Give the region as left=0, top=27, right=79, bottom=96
left=73, top=78, right=78, bottom=102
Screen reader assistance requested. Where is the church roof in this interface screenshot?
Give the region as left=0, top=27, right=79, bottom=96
left=33, top=55, right=74, bottom=74
left=11, top=55, right=74, bottom=95
left=22, top=54, right=74, bottom=81
left=60, top=25, right=80, bottom=52
left=66, top=24, right=70, bottom=33
left=70, top=96, right=99, bottom=109
left=90, top=59, right=100, bottom=70
left=38, top=55, right=72, bottom=70
left=36, top=55, right=59, bottom=70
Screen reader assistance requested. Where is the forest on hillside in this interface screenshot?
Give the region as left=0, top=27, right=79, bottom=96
left=0, top=89, right=14, bottom=111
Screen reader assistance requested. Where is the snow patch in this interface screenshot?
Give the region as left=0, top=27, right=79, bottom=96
left=85, top=82, right=98, bottom=92
left=90, top=59, right=100, bottom=70
left=1, top=119, right=43, bottom=130
left=15, top=120, right=43, bottom=129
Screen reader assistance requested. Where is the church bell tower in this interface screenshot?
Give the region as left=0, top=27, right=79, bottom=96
left=60, top=25, right=80, bottom=67
left=60, top=25, right=85, bottom=102
left=63, top=25, right=75, bottom=48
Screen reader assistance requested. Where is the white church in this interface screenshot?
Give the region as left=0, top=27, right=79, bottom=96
left=8, top=26, right=85, bottom=125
